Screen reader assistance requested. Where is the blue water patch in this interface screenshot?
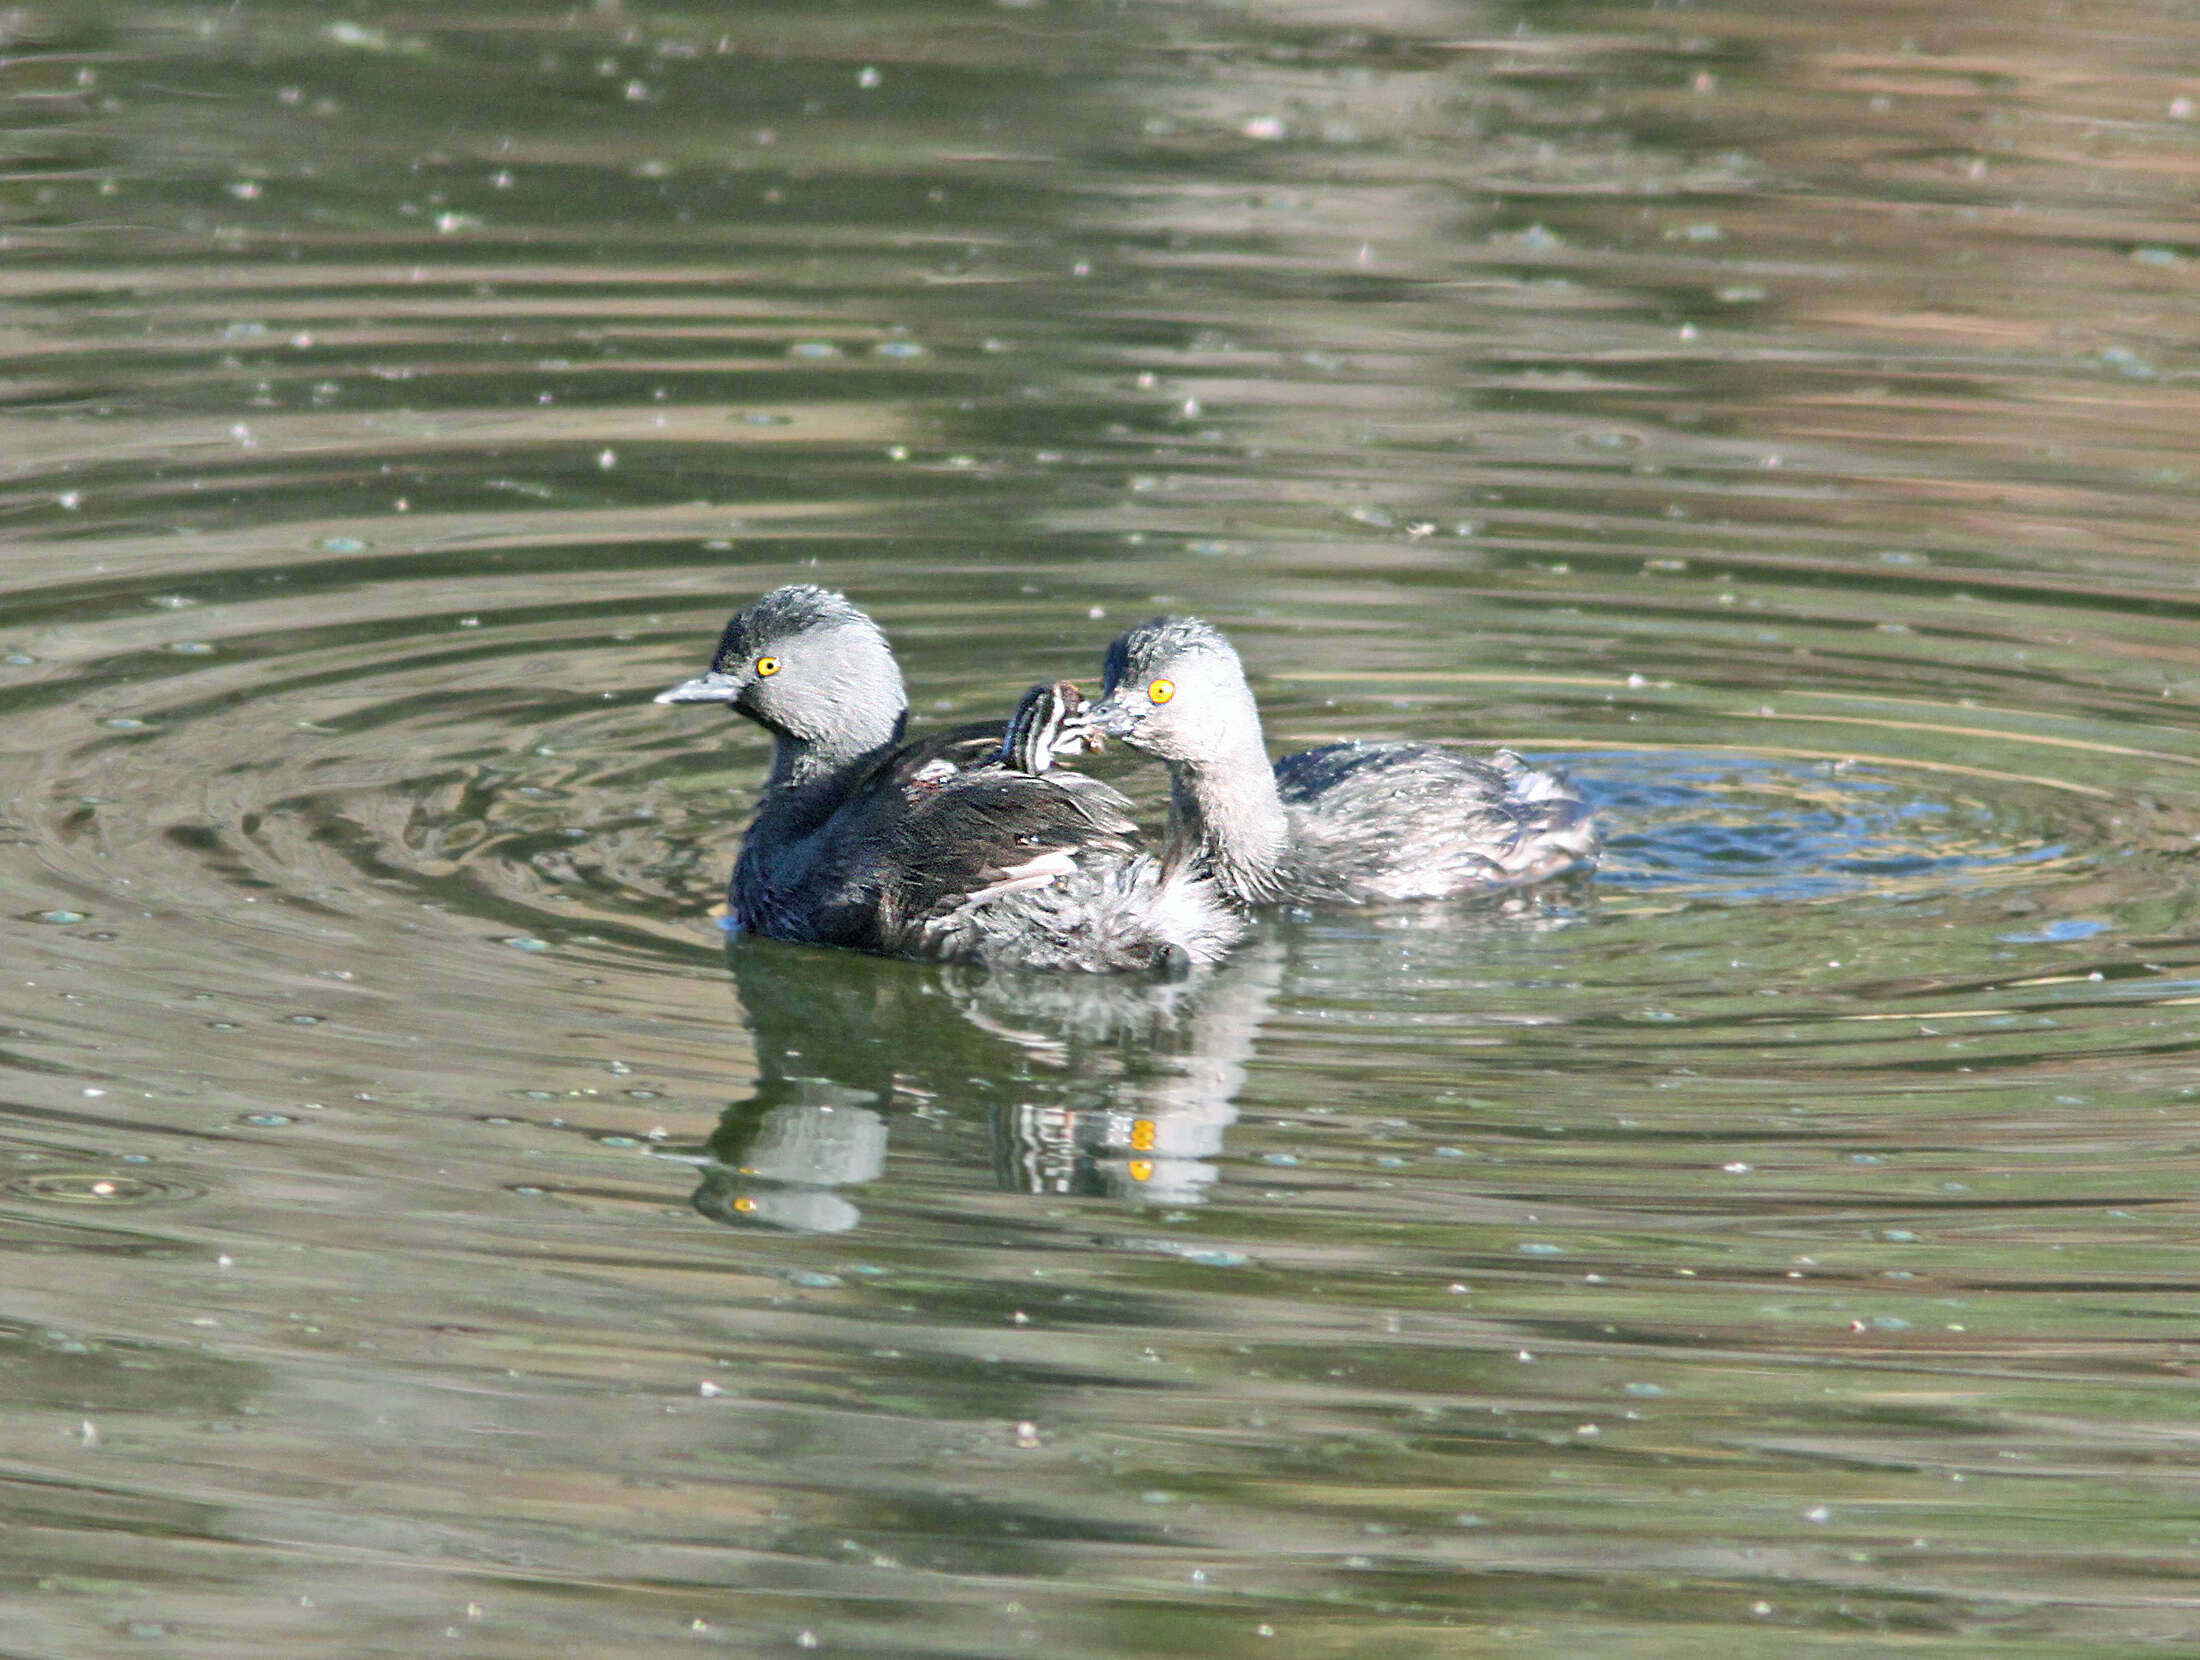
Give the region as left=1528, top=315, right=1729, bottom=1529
left=1998, top=918, right=2110, bottom=944
left=1562, top=751, right=2070, bottom=905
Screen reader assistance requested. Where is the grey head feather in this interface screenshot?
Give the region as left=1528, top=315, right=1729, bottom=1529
left=1101, top=615, right=1240, bottom=697
left=661, top=584, right=911, bottom=801
left=711, top=584, right=885, bottom=675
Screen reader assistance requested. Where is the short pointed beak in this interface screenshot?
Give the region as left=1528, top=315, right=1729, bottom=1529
left=1087, top=694, right=1142, bottom=739
left=655, top=669, right=744, bottom=706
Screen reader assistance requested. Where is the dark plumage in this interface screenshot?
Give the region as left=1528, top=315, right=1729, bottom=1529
left=654, top=586, right=1241, bottom=973
left=1085, top=616, right=1600, bottom=906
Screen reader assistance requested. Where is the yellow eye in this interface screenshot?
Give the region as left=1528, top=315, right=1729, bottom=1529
left=755, top=656, right=781, bottom=677
left=1148, top=678, right=1174, bottom=704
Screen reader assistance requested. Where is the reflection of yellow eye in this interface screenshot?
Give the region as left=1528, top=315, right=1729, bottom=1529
left=1148, top=678, right=1174, bottom=704
left=755, top=656, right=781, bottom=677
left=1130, top=1119, right=1157, bottom=1152
left=1128, top=1158, right=1155, bottom=1183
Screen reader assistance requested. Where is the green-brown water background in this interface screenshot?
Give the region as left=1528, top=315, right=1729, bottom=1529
left=5, top=3, right=2200, bottom=1654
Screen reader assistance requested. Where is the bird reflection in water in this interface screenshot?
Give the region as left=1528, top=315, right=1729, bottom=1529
left=683, top=933, right=1284, bottom=1232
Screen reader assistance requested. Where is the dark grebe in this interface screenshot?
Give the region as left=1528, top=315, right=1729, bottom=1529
left=655, top=587, right=1240, bottom=973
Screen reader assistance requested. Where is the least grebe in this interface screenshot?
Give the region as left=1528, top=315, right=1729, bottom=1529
left=654, top=586, right=1241, bottom=973
left=1084, top=616, right=1599, bottom=906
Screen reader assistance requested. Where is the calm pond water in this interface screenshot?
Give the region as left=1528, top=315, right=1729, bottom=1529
left=6, top=2, right=2200, bottom=1654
